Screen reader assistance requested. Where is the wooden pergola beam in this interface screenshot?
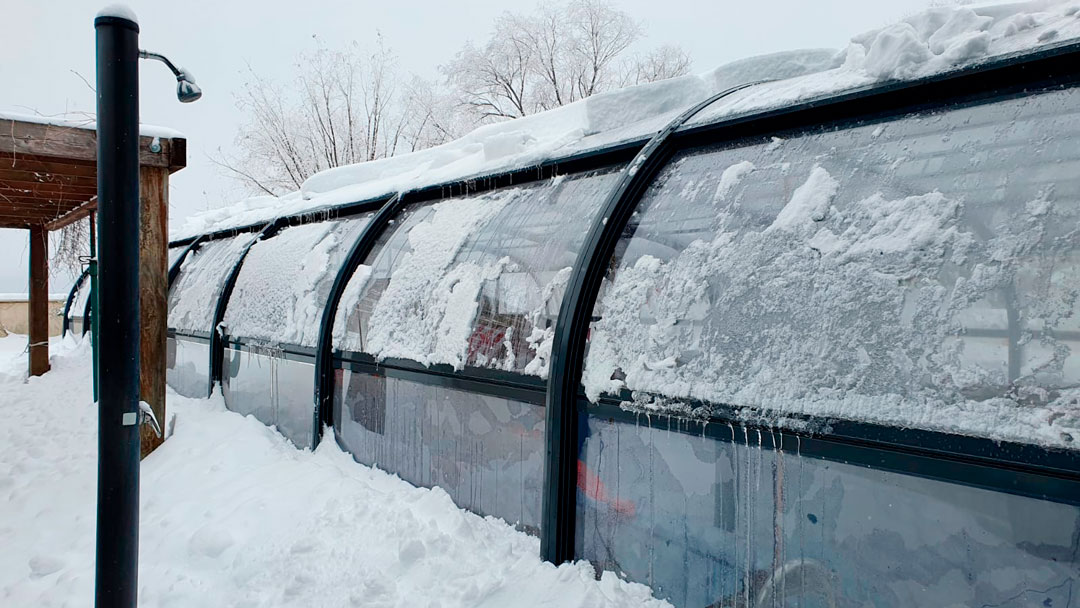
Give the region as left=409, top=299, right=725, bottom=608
left=0, top=169, right=97, bottom=188
left=0, top=153, right=99, bottom=177
left=0, top=209, right=88, bottom=223
left=45, top=198, right=98, bottom=231
left=0, top=182, right=98, bottom=199
left=0, top=119, right=187, bottom=172
left=0, top=192, right=90, bottom=206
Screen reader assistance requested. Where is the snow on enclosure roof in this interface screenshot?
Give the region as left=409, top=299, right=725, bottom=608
left=174, top=0, right=1080, bottom=240
left=0, top=110, right=184, bottom=140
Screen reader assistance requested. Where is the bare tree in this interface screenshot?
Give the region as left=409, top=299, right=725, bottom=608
left=444, top=0, right=691, bottom=126
left=619, top=44, right=693, bottom=87
left=221, top=3, right=695, bottom=196
left=218, top=36, right=454, bottom=196
left=51, top=217, right=90, bottom=278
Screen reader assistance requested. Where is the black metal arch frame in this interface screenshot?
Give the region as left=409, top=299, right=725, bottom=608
left=312, top=192, right=401, bottom=442
left=160, top=40, right=1080, bottom=569
left=541, top=80, right=764, bottom=562
left=207, top=220, right=280, bottom=396
left=61, top=267, right=91, bottom=337
left=72, top=235, right=204, bottom=341
left=168, top=236, right=202, bottom=287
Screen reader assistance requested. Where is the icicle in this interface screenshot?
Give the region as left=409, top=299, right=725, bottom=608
left=743, top=424, right=751, bottom=608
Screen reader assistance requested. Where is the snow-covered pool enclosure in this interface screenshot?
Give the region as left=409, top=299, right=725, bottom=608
left=137, top=38, right=1080, bottom=608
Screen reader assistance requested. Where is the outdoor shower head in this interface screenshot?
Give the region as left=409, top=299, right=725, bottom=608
left=139, top=50, right=202, bottom=103
left=175, top=70, right=202, bottom=103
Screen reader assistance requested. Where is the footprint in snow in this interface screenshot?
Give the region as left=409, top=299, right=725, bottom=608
left=28, top=555, right=64, bottom=578
left=188, top=525, right=235, bottom=558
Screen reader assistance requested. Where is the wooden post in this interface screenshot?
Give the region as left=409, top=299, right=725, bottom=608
left=139, top=166, right=168, bottom=457
left=28, top=226, right=50, bottom=376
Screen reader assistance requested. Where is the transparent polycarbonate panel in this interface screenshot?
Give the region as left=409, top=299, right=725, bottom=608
left=334, top=372, right=545, bottom=532
left=70, top=278, right=90, bottom=325
left=584, top=86, right=1080, bottom=448
left=332, top=204, right=434, bottom=349
left=577, top=414, right=1080, bottom=608
left=275, top=358, right=316, bottom=449
left=166, top=336, right=210, bottom=398
left=167, top=246, right=184, bottom=270
left=168, top=234, right=257, bottom=333
left=223, top=216, right=370, bottom=347
left=333, top=170, right=618, bottom=375
left=222, top=346, right=317, bottom=449
left=222, top=346, right=273, bottom=426
left=71, top=318, right=85, bottom=335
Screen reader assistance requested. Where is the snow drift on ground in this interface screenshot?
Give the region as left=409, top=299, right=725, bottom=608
left=0, top=335, right=669, bottom=608
left=175, top=0, right=1080, bottom=239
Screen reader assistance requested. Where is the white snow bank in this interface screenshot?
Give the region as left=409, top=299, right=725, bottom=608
left=0, top=110, right=183, bottom=140
left=688, top=0, right=1080, bottom=124
left=174, top=0, right=1080, bottom=240
left=0, top=293, right=68, bottom=302
left=0, top=335, right=670, bottom=607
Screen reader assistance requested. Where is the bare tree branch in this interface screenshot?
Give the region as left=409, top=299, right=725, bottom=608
left=443, top=0, right=689, bottom=126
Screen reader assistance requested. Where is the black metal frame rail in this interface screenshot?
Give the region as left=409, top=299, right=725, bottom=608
left=207, top=221, right=280, bottom=396
left=313, top=193, right=402, bottom=442
left=541, top=80, right=764, bottom=563
left=61, top=267, right=91, bottom=337
left=168, top=236, right=202, bottom=286
left=157, top=40, right=1080, bottom=568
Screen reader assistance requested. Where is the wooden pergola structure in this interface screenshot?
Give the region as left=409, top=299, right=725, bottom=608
left=0, top=115, right=185, bottom=454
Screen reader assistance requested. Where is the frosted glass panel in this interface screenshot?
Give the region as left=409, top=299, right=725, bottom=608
left=584, top=86, right=1080, bottom=448
left=334, top=170, right=618, bottom=375
left=224, top=217, right=370, bottom=347
left=168, top=234, right=257, bottom=334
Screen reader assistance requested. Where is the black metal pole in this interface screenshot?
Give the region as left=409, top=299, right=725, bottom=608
left=94, top=10, right=141, bottom=608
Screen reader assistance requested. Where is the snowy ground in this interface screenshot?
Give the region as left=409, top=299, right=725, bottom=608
left=0, top=335, right=668, bottom=607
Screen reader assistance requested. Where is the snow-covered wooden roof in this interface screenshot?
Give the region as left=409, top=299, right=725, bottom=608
left=0, top=113, right=185, bottom=230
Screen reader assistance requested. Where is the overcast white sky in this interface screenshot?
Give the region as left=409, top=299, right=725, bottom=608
left=0, top=0, right=932, bottom=295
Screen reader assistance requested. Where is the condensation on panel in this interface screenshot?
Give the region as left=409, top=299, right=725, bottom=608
left=332, top=170, right=619, bottom=376
left=166, top=336, right=210, bottom=398
left=222, top=346, right=316, bottom=449
left=576, top=413, right=1080, bottom=608
left=223, top=217, right=370, bottom=348
left=584, top=86, right=1080, bottom=449
left=168, top=234, right=257, bottom=334
left=334, top=371, right=545, bottom=532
